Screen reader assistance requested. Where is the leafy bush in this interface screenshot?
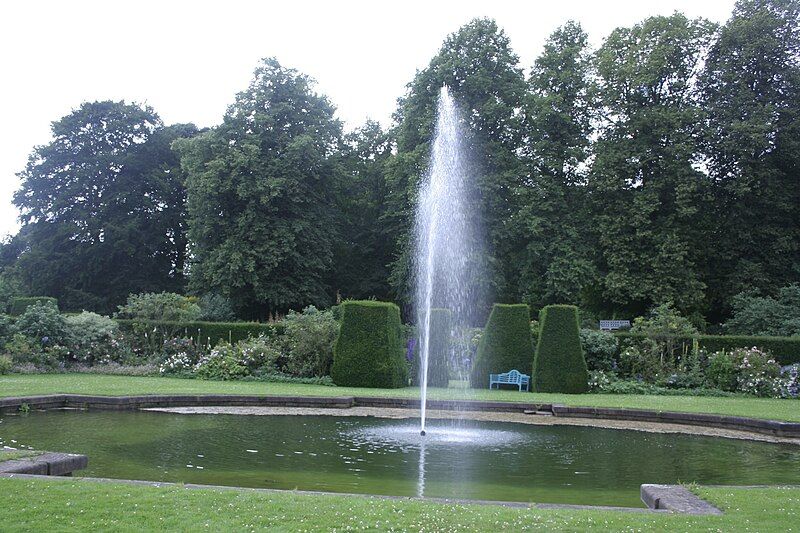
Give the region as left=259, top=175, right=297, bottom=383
left=197, top=293, right=236, bottom=322
left=724, top=285, right=800, bottom=337
left=15, top=301, right=68, bottom=345
left=159, top=352, right=195, bottom=375
left=65, top=312, right=119, bottom=365
left=235, top=336, right=281, bottom=372
left=587, top=370, right=614, bottom=392
left=0, top=354, right=12, bottom=374
left=331, top=300, right=407, bottom=388
left=781, top=364, right=799, bottom=399
left=0, top=314, right=14, bottom=350
left=194, top=346, right=249, bottom=380
left=9, top=297, right=58, bottom=316
left=617, top=343, right=662, bottom=381
left=3, top=333, right=63, bottom=369
left=628, top=303, right=698, bottom=370
left=412, top=308, right=451, bottom=388
left=115, top=292, right=201, bottom=322
left=733, top=347, right=782, bottom=398
left=469, top=304, right=535, bottom=388
left=706, top=351, right=738, bottom=391
left=533, top=305, right=588, bottom=393
left=281, top=306, right=339, bottom=378
left=580, top=329, right=618, bottom=371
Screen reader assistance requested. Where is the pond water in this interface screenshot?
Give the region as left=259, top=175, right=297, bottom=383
left=2, top=410, right=799, bottom=507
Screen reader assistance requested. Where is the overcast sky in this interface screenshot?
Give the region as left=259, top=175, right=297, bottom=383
left=0, top=0, right=737, bottom=239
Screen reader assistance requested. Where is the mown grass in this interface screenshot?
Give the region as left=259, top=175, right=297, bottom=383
left=0, top=476, right=796, bottom=532
left=0, top=449, right=42, bottom=462
left=1, top=373, right=798, bottom=421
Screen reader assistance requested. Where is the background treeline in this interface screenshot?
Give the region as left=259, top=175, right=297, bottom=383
left=1, top=0, right=798, bottom=327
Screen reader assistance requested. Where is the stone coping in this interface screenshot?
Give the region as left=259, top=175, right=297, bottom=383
left=1, top=393, right=798, bottom=438
left=5, top=473, right=720, bottom=514
left=0, top=452, right=88, bottom=476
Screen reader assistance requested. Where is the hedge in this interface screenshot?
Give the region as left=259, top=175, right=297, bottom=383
left=330, top=300, right=408, bottom=388
left=614, top=332, right=800, bottom=365
left=412, top=308, right=451, bottom=388
left=533, top=305, right=588, bottom=393
left=8, top=297, right=58, bottom=316
left=115, top=319, right=283, bottom=346
left=469, top=304, right=535, bottom=388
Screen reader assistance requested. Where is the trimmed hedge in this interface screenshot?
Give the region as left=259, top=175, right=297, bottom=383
left=115, top=319, right=283, bottom=346
left=9, top=297, right=58, bottom=316
left=614, top=332, right=800, bottom=365
left=331, top=300, right=408, bottom=388
left=533, top=305, right=589, bottom=393
left=469, top=304, right=535, bottom=388
left=412, top=308, right=451, bottom=388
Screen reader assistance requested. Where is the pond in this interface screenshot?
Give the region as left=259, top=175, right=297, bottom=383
left=2, top=410, right=799, bottom=507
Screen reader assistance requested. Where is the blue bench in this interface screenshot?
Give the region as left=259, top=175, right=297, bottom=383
left=489, top=369, right=530, bottom=392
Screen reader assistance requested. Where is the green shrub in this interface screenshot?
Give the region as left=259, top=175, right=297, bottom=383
left=706, top=351, right=738, bottom=391
left=579, top=328, right=618, bottom=371
left=9, top=297, right=58, bottom=316
left=412, top=308, right=451, bottom=388
left=614, top=333, right=800, bottom=366
left=533, top=304, right=588, bottom=393
left=197, top=293, right=236, bottom=322
left=235, top=336, right=281, bottom=373
left=331, top=300, right=407, bottom=388
left=115, top=292, right=201, bottom=322
left=194, top=346, right=250, bottom=380
left=0, top=314, right=14, bottom=350
left=0, top=354, right=12, bottom=374
left=724, top=285, right=800, bottom=337
left=65, top=312, right=119, bottom=365
left=469, top=304, right=535, bottom=388
left=281, top=306, right=339, bottom=378
left=15, top=301, right=68, bottom=345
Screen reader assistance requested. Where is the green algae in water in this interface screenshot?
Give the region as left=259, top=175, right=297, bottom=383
left=1, top=410, right=799, bottom=507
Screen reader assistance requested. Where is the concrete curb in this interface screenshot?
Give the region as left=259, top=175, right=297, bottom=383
left=1, top=394, right=798, bottom=438
left=0, top=452, right=88, bottom=476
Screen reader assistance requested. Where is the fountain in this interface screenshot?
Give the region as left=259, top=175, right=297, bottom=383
left=413, top=86, right=484, bottom=435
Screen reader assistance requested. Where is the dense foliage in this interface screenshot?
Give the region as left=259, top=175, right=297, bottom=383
left=533, top=305, right=589, bottom=393
left=331, top=301, right=407, bottom=388
left=469, top=304, right=535, bottom=388
left=1, top=0, right=798, bottom=328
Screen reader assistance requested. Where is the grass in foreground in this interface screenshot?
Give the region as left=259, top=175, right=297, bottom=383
left=1, top=373, right=799, bottom=422
left=0, top=476, right=797, bottom=532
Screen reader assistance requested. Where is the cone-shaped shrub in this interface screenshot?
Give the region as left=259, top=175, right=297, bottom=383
left=331, top=300, right=408, bottom=388
left=412, top=308, right=451, bottom=388
left=533, top=304, right=588, bottom=393
left=469, top=304, right=535, bottom=388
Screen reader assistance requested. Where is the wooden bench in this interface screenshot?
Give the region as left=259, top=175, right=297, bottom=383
left=489, top=369, right=530, bottom=392
left=599, top=319, right=631, bottom=331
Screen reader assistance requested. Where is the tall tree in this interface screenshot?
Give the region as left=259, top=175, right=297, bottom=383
left=701, top=0, right=800, bottom=320
left=385, top=18, right=527, bottom=307
left=588, top=14, right=716, bottom=316
left=175, top=58, right=343, bottom=318
left=516, top=21, right=596, bottom=307
left=332, top=121, right=394, bottom=301
left=13, top=101, right=195, bottom=312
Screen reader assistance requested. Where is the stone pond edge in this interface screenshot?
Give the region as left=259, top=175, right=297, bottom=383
left=1, top=393, right=798, bottom=438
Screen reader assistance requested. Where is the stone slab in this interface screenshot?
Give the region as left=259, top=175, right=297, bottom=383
left=641, top=484, right=722, bottom=515
left=0, top=452, right=87, bottom=476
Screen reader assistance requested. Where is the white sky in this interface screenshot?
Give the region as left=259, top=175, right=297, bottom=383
left=0, top=0, right=736, bottom=239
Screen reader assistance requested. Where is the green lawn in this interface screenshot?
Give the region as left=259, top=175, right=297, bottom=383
left=0, top=449, right=42, bottom=462
left=1, top=373, right=799, bottom=422
left=0, top=476, right=796, bottom=531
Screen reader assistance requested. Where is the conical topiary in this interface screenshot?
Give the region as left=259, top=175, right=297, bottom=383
left=412, top=308, right=451, bottom=388
left=533, top=304, right=589, bottom=393
left=469, top=304, right=535, bottom=388
left=331, top=300, right=408, bottom=388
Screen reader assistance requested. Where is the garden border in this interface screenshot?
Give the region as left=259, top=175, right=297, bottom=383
left=1, top=393, right=799, bottom=438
